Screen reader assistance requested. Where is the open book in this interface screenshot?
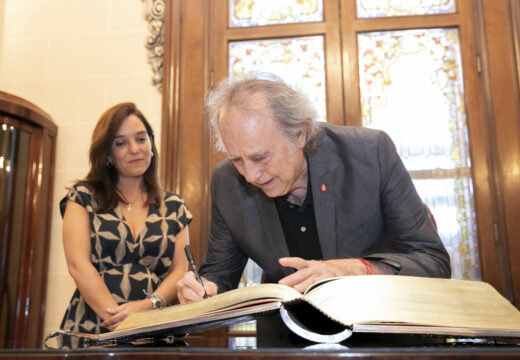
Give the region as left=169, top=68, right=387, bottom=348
left=52, top=275, right=520, bottom=345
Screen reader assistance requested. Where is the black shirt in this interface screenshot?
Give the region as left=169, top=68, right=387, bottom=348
left=274, top=170, right=323, bottom=261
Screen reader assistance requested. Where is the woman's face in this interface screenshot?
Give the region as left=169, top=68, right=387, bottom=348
left=110, top=114, right=153, bottom=180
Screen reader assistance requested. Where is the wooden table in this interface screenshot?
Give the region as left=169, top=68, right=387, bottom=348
left=1, top=330, right=520, bottom=360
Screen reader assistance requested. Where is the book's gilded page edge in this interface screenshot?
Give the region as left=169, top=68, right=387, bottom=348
left=100, top=302, right=282, bottom=341
left=353, top=324, right=520, bottom=338
left=117, top=283, right=299, bottom=331
left=302, top=275, right=520, bottom=331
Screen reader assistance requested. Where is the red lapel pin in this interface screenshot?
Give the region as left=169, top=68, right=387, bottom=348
left=321, top=184, right=326, bottom=192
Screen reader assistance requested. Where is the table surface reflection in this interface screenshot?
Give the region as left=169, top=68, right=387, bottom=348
left=1, top=328, right=520, bottom=360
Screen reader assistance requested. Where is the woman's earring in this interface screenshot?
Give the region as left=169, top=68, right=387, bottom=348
left=106, top=157, right=114, bottom=167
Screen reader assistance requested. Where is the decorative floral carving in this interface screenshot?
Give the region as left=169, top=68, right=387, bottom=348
left=142, top=0, right=165, bottom=91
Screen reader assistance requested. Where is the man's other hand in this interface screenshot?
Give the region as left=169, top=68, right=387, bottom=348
left=278, top=257, right=368, bottom=293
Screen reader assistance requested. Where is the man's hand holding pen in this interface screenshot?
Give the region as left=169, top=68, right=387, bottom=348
left=178, top=245, right=218, bottom=303
left=177, top=272, right=218, bottom=303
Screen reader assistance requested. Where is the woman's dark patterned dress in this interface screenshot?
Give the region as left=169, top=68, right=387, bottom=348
left=59, top=182, right=192, bottom=334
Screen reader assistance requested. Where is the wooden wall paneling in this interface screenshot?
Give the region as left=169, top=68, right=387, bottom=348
left=161, top=0, right=210, bottom=264
left=0, top=129, right=7, bottom=345
left=160, top=0, right=181, bottom=194
left=0, top=117, right=32, bottom=348
left=14, top=128, right=56, bottom=348
left=177, top=0, right=210, bottom=263
left=13, top=128, right=42, bottom=348
left=479, top=0, right=520, bottom=307
left=199, top=0, right=213, bottom=263
left=0, top=92, right=57, bottom=348
left=465, top=0, right=514, bottom=302
left=352, top=14, right=461, bottom=32
left=15, top=127, right=42, bottom=348
left=512, top=0, right=520, bottom=89
left=207, top=0, right=228, bottom=248
left=31, top=130, right=56, bottom=346
left=322, top=1, right=344, bottom=126
left=224, top=22, right=329, bottom=40
left=510, top=0, right=520, bottom=308
left=340, top=0, right=361, bottom=126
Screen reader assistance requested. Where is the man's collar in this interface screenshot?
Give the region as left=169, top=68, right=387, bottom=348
left=274, top=154, right=313, bottom=210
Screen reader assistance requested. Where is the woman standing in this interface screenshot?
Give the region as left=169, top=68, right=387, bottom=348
left=60, top=102, right=191, bottom=334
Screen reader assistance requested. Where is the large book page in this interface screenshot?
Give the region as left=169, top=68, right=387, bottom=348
left=116, top=282, right=301, bottom=331
left=304, top=275, right=520, bottom=333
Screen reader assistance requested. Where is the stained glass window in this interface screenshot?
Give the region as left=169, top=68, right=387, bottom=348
left=358, top=28, right=480, bottom=279
left=229, top=36, right=327, bottom=122
left=357, top=0, right=456, bottom=18
left=230, top=0, right=323, bottom=27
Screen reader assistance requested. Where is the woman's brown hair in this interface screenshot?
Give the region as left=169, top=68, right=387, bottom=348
left=84, top=102, right=161, bottom=212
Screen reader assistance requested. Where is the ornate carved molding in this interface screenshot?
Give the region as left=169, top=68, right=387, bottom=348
left=142, top=0, right=165, bottom=91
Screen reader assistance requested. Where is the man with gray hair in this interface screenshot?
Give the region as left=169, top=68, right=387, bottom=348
left=177, top=73, right=450, bottom=302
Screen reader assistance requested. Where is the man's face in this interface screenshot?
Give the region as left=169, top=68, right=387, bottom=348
left=220, top=105, right=307, bottom=198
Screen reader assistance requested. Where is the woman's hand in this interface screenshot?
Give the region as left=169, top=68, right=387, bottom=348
left=101, top=299, right=152, bottom=331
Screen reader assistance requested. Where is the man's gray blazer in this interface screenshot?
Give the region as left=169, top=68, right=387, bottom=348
left=199, top=123, right=451, bottom=292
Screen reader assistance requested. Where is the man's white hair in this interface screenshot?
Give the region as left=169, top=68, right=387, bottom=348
left=205, top=72, right=319, bottom=153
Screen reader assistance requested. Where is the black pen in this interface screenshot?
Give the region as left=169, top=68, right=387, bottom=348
left=184, top=245, right=208, bottom=299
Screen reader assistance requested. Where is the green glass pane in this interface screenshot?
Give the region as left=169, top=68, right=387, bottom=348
left=357, top=0, right=456, bottom=18
left=229, top=36, right=327, bottom=122
left=230, top=0, right=323, bottom=27
left=358, top=28, right=480, bottom=280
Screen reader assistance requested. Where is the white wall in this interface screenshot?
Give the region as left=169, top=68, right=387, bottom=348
left=0, top=0, right=162, bottom=336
